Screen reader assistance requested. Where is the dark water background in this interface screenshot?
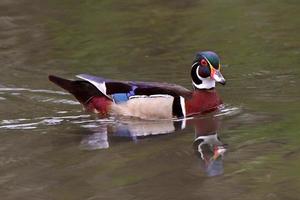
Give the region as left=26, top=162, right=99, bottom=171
left=0, top=0, right=299, bottom=199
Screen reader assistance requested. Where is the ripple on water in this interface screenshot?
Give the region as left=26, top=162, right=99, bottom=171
left=56, top=111, right=68, bottom=114
left=42, top=118, right=64, bottom=125
left=0, top=114, right=96, bottom=130
left=0, top=86, right=78, bottom=105
left=39, top=97, right=80, bottom=105
left=0, top=122, right=39, bottom=130
left=216, top=105, right=242, bottom=117
left=1, top=119, right=29, bottom=125
left=0, top=87, right=69, bottom=95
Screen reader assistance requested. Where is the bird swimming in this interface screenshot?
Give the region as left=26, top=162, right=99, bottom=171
left=49, top=51, right=226, bottom=120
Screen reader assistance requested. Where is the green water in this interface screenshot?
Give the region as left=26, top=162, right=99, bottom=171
left=0, top=0, right=300, bottom=199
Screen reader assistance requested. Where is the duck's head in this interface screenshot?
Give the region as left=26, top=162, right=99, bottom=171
left=191, top=51, right=226, bottom=90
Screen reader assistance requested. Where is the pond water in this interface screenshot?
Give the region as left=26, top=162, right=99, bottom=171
left=0, top=0, right=300, bottom=199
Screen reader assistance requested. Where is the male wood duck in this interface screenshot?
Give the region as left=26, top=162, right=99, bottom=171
left=49, top=51, right=226, bottom=119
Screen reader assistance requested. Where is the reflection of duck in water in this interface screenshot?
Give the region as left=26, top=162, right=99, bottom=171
left=192, top=116, right=227, bottom=177
left=79, top=119, right=185, bottom=150
left=80, top=115, right=227, bottom=177
left=49, top=51, right=225, bottom=120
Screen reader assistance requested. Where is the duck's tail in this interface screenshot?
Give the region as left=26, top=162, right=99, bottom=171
left=48, top=75, right=104, bottom=104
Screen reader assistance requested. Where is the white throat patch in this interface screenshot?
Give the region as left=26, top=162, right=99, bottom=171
left=193, top=77, right=215, bottom=89
left=191, top=62, right=216, bottom=90
left=192, top=66, right=215, bottom=89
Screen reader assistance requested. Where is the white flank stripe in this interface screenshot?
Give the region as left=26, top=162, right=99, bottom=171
left=180, top=96, right=186, bottom=118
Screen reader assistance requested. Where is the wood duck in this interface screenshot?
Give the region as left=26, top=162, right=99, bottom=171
left=49, top=51, right=226, bottom=119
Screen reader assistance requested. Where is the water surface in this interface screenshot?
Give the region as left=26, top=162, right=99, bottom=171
left=0, top=0, right=300, bottom=200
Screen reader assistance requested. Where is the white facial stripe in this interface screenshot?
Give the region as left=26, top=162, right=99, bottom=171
left=203, top=55, right=221, bottom=71
left=196, top=66, right=202, bottom=80
left=203, top=56, right=214, bottom=69
left=191, top=60, right=216, bottom=89
left=191, top=62, right=198, bottom=67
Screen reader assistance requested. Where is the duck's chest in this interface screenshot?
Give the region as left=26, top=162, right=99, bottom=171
left=185, top=90, right=222, bottom=116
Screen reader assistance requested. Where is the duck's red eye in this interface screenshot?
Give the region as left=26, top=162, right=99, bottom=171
left=200, top=59, right=208, bottom=66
